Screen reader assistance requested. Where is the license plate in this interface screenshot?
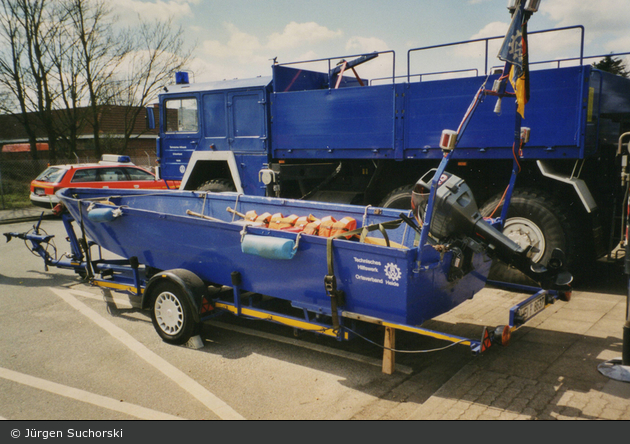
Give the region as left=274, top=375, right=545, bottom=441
left=515, top=293, right=546, bottom=324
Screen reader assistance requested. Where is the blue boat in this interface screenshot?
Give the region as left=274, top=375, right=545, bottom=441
left=50, top=168, right=570, bottom=358
left=57, top=187, right=487, bottom=326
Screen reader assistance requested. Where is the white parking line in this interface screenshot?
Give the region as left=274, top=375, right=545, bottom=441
left=63, top=287, right=137, bottom=309
left=0, top=367, right=182, bottom=420
left=50, top=287, right=245, bottom=420
left=78, top=285, right=412, bottom=374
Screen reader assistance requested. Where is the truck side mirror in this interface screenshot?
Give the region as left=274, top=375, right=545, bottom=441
left=146, top=107, right=156, bottom=130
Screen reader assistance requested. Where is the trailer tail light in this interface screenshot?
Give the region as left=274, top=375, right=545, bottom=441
left=520, top=127, right=531, bottom=143
left=480, top=327, right=493, bottom=353
left=440, top=130, right=457, bottom=151
left=495, top=325, right=511, bottom=346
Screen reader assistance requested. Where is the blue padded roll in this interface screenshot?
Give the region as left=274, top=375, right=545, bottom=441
left=87, top=208, right=118, bottom=223
left=241, top=234, right=297, bottom=260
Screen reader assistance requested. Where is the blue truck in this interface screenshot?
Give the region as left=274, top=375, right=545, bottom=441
left=151, top=26, right=630, bottom=283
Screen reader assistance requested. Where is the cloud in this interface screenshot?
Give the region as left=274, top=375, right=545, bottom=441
left=202, top=22, right=343, bottom=59
left=542, top=0, right=630, bottom=35
left=109, top=0, right=197, bottom=22
left=195, top=21, right=347, bottom=81
left=470, top=21, right=510, bottom=40
left=267, top=22, right=343, bottom=50
left=605, top=35, right=630, bottom=53
left=197, top=23, right=279, bottom=82
left=345, top=36, right=389, bottom=53
left=201, top=23, right=262, bottom=59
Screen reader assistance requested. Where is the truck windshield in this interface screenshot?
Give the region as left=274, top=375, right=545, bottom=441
left=165, top=98, right=198, bottom=133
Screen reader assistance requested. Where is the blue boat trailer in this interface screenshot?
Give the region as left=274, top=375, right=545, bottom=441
left=4, top=1, right=573, bottom=371
left=5, top=176, right=571, bottom=373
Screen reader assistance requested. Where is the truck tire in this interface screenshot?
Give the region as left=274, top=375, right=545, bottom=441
left=150, top=281, right=200, bottom=345
left=197, top=179, right=235, bottom=193
left=379, top=185, right=414, bottom=209
left=479, top=189, right=580, bottom=285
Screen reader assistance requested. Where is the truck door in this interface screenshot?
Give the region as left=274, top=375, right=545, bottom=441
left=160, top=96, right=201, bottom=180
left=227, top=90, right=267, bottom=153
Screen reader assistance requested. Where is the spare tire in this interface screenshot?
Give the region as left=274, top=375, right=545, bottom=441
left=379, top=184, right=414, bottom=209
left=197, top=179, right=235, bottom=193
left=480, top=188, right=581, bottom=285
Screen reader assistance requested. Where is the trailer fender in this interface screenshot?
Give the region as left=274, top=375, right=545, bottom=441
left=142, top=268, right=209, bottom=324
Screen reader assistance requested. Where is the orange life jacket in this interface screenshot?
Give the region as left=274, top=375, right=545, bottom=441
left=278, top=214, right=299, bottom=230
left=244, top=210, right=258, bottom=222
left=318, top=216, right=336, bottom=237
left=269, top=213, right=284, bottom=230
left=255, top=212, right=272, bottom=227
left=303, top=219, right=321, bottom=235
left=294, top=214, right=317, bottom=232
left=330, top=216, right=357, bottom=239
left=269, top=213, right=298, bottom=230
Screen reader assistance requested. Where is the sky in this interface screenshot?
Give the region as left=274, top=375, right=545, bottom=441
left=109, top=0, right=630, bottom=84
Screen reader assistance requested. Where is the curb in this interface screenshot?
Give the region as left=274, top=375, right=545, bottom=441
left=0, top=210, right=56, bottom=225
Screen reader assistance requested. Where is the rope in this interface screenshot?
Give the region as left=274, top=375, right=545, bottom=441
left=344, top=325, right=468, bottom=354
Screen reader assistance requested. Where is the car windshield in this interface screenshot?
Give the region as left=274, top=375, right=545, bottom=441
left=35, top=167, right=67, bottom=183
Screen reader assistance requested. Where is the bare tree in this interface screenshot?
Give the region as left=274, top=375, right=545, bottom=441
left=111, top=18, right=191, bottom=151
left=64, top=0, right=130, bottom=158
left=0, top=0, right=36, bottom=158
left=0, top=0, right=193, bottom=161
left=50, top=3, right=90, bottom=156
left=0, top=0, right=60, bottom=160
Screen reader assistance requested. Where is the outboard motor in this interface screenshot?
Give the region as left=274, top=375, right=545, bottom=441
left=411, top=171, right=572, bottom=289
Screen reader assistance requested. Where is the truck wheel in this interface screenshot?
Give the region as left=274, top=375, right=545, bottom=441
left=197, top=179, right=235, bottom=193
left=150, top=281, right=200, bottom=345
left=379, top=185, right=414, bottom=209
left=479, top=189, right=580, bottom=285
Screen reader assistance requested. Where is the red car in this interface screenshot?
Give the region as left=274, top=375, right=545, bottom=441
left=30, top=155, right=180, bottom=209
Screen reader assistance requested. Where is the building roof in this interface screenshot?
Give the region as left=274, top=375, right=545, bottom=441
left=0, top=105, right=158, bottom=145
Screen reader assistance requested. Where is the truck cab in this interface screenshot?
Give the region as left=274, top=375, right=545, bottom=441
left=157, top=76, right=272, bottom=195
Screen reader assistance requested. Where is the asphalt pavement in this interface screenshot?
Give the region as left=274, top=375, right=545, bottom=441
left=2, top=205, right=630, bottom=420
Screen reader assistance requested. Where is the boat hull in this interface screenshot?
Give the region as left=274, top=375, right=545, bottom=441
left=58, top=187, right=490, bottom=326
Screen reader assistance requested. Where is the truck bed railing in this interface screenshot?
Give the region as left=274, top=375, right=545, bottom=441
left=529, top=51, right=630, bottom=70
left=407, top=25, right=586, bottom=81
left=369, top=68, right=479, bottom=86
left=274, top=26, right=629, bottom=89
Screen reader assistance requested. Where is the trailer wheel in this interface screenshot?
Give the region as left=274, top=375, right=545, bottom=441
left=197, top=179, right=235, bottom=193
left=379, top=184, right=414, bottom=209
left=480, top=189, right=580, bottom=285
left=150, top=281, right=200, bottom=345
